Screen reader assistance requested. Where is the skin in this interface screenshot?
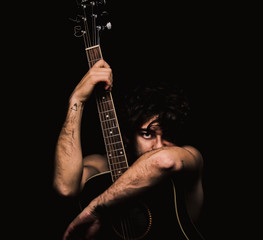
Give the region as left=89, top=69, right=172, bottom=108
left=53, top=59, right=204, bottom=240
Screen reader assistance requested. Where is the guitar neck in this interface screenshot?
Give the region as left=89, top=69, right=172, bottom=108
left=86, top=45, right=129, bottom=182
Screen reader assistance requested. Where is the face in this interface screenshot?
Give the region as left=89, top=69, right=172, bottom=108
left=134, top=115, right=175, bottom=157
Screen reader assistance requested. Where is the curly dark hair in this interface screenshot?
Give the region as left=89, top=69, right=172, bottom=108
left=117, top=80, right=191, bottom=147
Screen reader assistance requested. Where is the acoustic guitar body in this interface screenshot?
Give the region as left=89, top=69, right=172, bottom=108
left=79, top=172, right=204, bottom=240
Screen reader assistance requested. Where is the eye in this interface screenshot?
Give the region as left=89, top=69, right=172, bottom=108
left=142, top=132, right=152, bottom=139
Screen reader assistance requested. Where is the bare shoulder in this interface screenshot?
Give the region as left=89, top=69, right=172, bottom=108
left=181, top=145, right=204, bottom=170
left=182, top=145, right=203, bottom=159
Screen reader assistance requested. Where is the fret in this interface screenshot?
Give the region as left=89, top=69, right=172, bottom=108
left=99, top=99, right=113, bottom=104
left=98, top=109, right=115, bottom=114
left=87, top=58, right=102, bottom=64
left=102, top=127, right=119, bottom=137
left=85, top=45, right=102, bottom=67
left=105, top=141, right=123, bottom=150
left=112, top=167, right=128, bottom=174
left=99, top=109, right=115, bottom=122
left=102, top=126, right=119, bottom=131
left=100, top=118, right=117, bottom=124
left=112, top=168, right=128, bottom=176
left=98, top=99, right=113, bottom=112
left=98, top=101, right=113, bottom=109
left=107, top=148, right=125, bottom=158
left=98, top=91, right=112, bottom=101
left=106, top=140, right=122, bottom=145
left=109, top=161, right=128, bottom=171
left=104, top=134, right=121, bottom=141
left=108, top=154, right=126, bottom=160
left=109, top=160, right=127, bottom=166
left=112, top=170, right=128, bottom=182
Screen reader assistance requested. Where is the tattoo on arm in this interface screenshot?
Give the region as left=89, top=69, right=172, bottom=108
left=71, top=103, right=78, bottom=111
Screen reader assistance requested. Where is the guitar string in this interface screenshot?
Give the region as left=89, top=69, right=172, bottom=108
left=89, top=43, right=131, bottom=239
left=97, top=55, right=138, bottom=240
left=98, top=86, right=141, bottom=240
left=80, top=6, right=128, bottom=236
left=86, top=42, right=133, bottom=240
left=81, top=4, right=124, bottom=182
left=91, top=4, right=95, bottom=46
left=98, top=92, right=116, bottom=180
left=98, top=34, right=138, bottom=240
left=81, top=4, right=92, bottom=49
left=97, top=85, right=133, bottom=240
left=81, top=5, right=136, bottom=239
left=93, top=53, right=135, bottom=239
left=91, top=45, right=125, bottom=182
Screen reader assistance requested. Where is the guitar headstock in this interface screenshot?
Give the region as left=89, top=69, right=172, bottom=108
left=70, top=0, right=112, bottom=48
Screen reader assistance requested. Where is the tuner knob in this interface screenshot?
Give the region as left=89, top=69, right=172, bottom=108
left=97, top=22, right=112, bottom=31
left=105, top=22, right=112, bottom=30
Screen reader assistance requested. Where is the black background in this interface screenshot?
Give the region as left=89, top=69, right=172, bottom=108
left=4, top=1, right=255, bottom=239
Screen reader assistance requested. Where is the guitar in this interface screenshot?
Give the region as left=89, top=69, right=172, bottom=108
left=72, top=1, right=205, bottom=239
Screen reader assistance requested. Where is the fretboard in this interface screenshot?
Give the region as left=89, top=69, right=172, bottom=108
left=86, top=45, right=129, bottom=182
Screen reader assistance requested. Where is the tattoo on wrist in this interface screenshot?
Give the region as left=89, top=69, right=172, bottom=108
left=71, top=103, right=78, bottom=111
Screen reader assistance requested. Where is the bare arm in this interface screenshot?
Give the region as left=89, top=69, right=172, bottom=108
left=53, top=60, right=112, bottom=197
left=90, top=145, right=203, bottom=209
left=63, top=145, right=203, bottom=239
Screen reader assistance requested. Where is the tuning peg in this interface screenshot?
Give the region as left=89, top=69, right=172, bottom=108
left=97, top=22, right=112, bottom=31
left=100, top=11, right=109, bottom=17
left=96, top=0, right=106, bottom=5
left=73, top=25, right=85, bottom=37
left=69, top=15, right=83, bottom=23
left=80, top=0, right=106, bottom=6
left=105, top=22, right=112, bottom=30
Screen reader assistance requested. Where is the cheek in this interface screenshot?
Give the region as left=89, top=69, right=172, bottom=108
left=135, top=137, right=153, bottom=156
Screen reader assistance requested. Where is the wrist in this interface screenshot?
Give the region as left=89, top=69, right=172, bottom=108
left=90, top=198, right=108, bottom=217
left=68, top=96, right=85, bottom=110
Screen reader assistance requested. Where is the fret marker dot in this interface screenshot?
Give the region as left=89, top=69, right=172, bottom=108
left=118, top=170, right=121, bottom=174
left=110, top=131, right=112, bottom=134
left=106, top=114, right=109, bottom=118
left=120, top=151, right=123, bottom=154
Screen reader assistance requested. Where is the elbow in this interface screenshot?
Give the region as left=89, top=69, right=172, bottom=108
left=53, top=180, right=79, bottom=198
left=153, top=149, right=179, bottom=172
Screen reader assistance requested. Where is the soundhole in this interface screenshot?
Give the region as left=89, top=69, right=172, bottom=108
left=111, top=203, right=152, bottom=240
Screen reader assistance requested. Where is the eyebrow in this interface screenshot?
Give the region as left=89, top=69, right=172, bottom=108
left=138, top=128, right=158, bottom=133
left=139, top=120, right=161, bottom=133
left=139, top=128, right=149, bottom=131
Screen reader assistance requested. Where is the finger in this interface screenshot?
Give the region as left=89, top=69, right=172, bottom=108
left=63, top=224, right=74, bottom=240
left=87, top=72, right=112, bottom=91
left=89, top=68, right=112, bottom=76
left=93, top=59, right=110, bottom=68
left=63, top=211, right=91, bottom=240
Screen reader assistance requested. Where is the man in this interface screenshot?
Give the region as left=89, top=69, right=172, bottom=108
left=53, top=59, right=204, bottom=239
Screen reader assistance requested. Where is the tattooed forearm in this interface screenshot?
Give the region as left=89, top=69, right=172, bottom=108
left=71, top=103, right=78, bottom=111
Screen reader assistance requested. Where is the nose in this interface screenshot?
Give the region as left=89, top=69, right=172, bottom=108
left=152, top=135, right=165, bottom=150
